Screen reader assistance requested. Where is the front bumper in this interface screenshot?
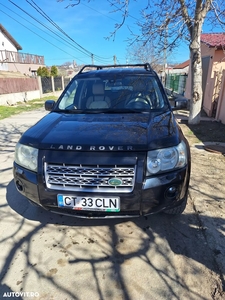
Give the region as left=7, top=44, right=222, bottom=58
left=13, top=161, right=190, bottom=219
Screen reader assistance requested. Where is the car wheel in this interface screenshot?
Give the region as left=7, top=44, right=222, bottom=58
left=163, top=193, right=188, bottom=215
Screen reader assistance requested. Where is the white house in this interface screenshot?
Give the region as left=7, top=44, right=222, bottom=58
left=0, top=24, right=22, bottom=71
left=0, top=24, right=22, bottom=52
left=0, top=24, right=44, bottom=75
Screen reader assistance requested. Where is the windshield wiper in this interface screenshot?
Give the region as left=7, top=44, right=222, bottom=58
left=57, top=108, right=150, bottom=114
left=58, top=109, right=85, bottom=113
left=112, top=109, right=150, bottom=113
left=85, top=109, right=149, bottom=114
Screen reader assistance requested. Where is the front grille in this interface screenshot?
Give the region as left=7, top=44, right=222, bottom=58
left=44, top=163, right=136, bottom=193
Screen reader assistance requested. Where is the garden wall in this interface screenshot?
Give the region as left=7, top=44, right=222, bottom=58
left=0, top=76, right=70, bottom=105
left=0, top=77, right=40, bottom=105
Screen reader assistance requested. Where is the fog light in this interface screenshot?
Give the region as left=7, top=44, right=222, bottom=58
left=165, top=186, right=179, bottom=200
left=16, top=180, right=24, bottom=192
left=168, top=186, right=177, bottom=194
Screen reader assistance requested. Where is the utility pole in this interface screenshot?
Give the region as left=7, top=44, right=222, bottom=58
left=113, top=55, right=116, bottom=65
left=91, top=54, right=94, bottom=64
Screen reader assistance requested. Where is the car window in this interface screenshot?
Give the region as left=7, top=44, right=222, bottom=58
left=57, top=75, right=167, bottom=111
left=58, top=80, right=78, bottom=109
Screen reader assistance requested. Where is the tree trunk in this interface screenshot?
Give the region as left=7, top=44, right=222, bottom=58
left=188, top=34, right=203, bottom=124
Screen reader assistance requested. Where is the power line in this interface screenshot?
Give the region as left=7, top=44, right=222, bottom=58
left=80, top=2, right=122, bottom=23
left=0, top=7, right=86, bottom=64
left=5, top=1, right=113, bottom=64
left=107, top=0, right=140, bottom=21
left=27, top=0, right=93, bottom=56
left=7, top=0, right=94, bottom=61
left=2, top=1, right=131, bottom=65
left=77, top=1, right=140, bottom=25
left=26, top=0, right=113, bottom=62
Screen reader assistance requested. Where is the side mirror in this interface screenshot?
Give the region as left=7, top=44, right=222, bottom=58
left=172, top=99, right=188, bottom=111
left=45, top=100, right=56, bottom=111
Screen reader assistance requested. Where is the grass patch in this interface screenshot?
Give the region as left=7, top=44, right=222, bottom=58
left=0, top=96, right=58, bottom=120
left=187, top=130, right=194, bottom=135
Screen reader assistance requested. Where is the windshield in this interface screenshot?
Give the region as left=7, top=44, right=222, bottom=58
left=58, top=75, right=168, bottom=112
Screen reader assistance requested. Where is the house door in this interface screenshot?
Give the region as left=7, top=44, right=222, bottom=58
left=202, top=56, right=211, bottom=100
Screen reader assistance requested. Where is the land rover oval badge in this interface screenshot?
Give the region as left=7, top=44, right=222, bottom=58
left=108, top=178, right=122, bottom=186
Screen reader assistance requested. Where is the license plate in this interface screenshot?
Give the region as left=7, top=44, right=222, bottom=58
left=57, top=195, right=120, bottom=212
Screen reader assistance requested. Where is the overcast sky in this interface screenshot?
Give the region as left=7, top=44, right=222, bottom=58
left=0, top=0, right=200, bottom=66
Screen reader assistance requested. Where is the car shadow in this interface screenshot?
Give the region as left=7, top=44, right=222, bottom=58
left=4, top=179, right=225, bottom=299
left=6, top=180, right=126, bottom=227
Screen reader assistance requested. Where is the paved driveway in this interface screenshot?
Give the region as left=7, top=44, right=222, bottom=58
left=0, top=109, right=224, bottom=300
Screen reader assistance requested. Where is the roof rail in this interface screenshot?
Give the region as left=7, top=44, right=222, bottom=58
left=77, top=63, right=153, bottom=74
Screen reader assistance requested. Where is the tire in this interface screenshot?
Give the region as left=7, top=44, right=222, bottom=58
left=163, top=194, right=188, bottom=215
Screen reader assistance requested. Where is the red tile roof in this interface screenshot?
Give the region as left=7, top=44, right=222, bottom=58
left=174, top=59, right=190, bottom=69
left=201, top=33, right=225, bottom=49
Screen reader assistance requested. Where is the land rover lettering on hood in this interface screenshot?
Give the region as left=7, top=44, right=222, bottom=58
left=13, top=64, right=191, bottom=219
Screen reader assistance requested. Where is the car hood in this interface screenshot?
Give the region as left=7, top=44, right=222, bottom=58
left=19, top=111, right=180, bottom=151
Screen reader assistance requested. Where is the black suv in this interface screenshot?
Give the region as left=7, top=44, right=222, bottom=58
left=13, top=64, right=190, bottom=219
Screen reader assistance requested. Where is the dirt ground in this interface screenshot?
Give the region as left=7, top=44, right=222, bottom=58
left=0, top=109, right=225, bottom=299
left=179, top=119, right=225, bottom=145
left=177, top=116, right=225, bottom=299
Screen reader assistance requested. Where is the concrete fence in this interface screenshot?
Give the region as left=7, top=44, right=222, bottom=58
left=0, top=76, right=70, bottom=105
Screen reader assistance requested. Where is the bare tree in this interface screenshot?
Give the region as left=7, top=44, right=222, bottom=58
left=59, top=0, right=225, bottom=124
left=127, top=42, right=164, bottom=72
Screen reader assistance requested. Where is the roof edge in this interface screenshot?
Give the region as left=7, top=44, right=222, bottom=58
left=0, top=24, right=22, bottom=51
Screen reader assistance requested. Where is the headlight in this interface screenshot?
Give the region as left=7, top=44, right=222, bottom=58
left=147, top=141, right=187, bottom=175
left=14, top=143, right=38, bottom=172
